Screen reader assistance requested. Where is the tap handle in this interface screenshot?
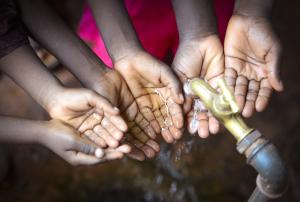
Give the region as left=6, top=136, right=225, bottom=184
left=218, top=78, right=240, bottom=113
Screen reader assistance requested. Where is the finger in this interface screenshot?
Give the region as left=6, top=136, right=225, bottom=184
left=160, top=103, right=182, bottom=140
left=71, top=135, right=103, bottom=157
left=167, top=98, right=184, bottom=129
left=133, top=112, right=156, bottom=139
left=115, top=144, right=132, bottom=154
left=93, top=125, right=119, bottom=148
left=124, top=140, right=145, bottom=161
left=153, top=109, right=174, bottom=143
left=107, top=115, right=128, bottom=132
left=159, top=63, right=184, bottom=104
left=134, top=99, right=160, bottom=134
left=101, top=117, right=124, bottom=141
left=197, top=112, right=209, bottom=138
left=268, top=71, right=284, bottom=92
left=126, top=134, right=156, bottom=159
left=169, top=126, right=182, bottom=140
left=242, top=80, right=259, bottom=118
left=141, top=107, right=161, bottom=135
left=145, top=139, right=160, bottom=152
left=208, top=115, right=219, bottom=135
left=68, top=152, right=102, bottom=166
left=129, top=125, right=159, bottom=152
left=130, top=125, right=149, bottom=144
left=102, top=151, right=124, bottom=161
left=183, top=96, right=193, bottom=114
left=87, top=91, right=120, bottom=115
left=224, top=67, right=237, bottom=93
left=135, top=142, right=156, bottom=159
left=234, top=76, right=248, bottom=110
left=78, top=113, right=103, bottom=133
left=255, top=79, right=273, bottom=112
left=126, top=146, right=145, bottom=161
left=84, top=129, right=107, bottom=148
left=160, top=103, right=183, bottom=140
left=187, top=110, right=198, bottom=134
left=267, top=46, right=284, bottom=92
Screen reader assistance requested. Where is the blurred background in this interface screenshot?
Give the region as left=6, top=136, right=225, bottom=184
left=0, top=0, right=299, bottom=201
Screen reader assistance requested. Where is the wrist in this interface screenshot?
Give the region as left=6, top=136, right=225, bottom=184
left=113, top=46, right=144, bottom=69
left=44, top=86, right=65, bottom=115
left=179, top=33, right=220, bottom=47
left=29, top=120, right=50, bottom=145
left=110, top=43, right=143, bottom=64
left=36, top=120, right=56, bottom=147
left=234, top=0, right=273, bottom=18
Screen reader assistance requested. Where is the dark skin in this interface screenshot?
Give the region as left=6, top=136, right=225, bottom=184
left=0, top=116, right=131, bottom=166
left=224, top=0, right=283, bottom=118
left=88, top=0, right=185, bottom=144
left=171, top=0, right=224, bottom=138
left=0, top=45, right=129, bottom=150
left=17, top=0, right=160, bottom=160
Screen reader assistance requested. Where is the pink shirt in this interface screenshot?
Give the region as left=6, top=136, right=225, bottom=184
left=77, top=0, right=234, bottom=67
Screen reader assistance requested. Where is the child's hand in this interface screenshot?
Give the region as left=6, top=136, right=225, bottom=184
left=46, top=88, right=127, bottom=148
left=89, top=70, right=160, bottom=161
left=172, top=35, right=224, bottom=138
left=224, top=15, right=283, bottom=118
left=41, top=120, right=131, bottom=166
left=114, top=50, right=184, bottom=144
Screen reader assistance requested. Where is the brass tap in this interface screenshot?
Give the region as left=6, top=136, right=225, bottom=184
left=186, top=78, right=254, bottom=142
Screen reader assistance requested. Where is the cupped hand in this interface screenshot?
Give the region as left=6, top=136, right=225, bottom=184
left=114, top=50, right=184, bottom=143
left=89, top=69, right=160, bottom=161
left=172, top=35, right=224, bottom=138
left=224, top=14, right=283, bottom=118
left=47, top=88, right=127, bottom=148
left=42, top=120, right=131, bottom=166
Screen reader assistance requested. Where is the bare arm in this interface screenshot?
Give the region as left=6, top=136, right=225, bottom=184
left=87, top=0, right=142, bottom=62
left=17, top=0, right=109, bottom=88
left=0, top=115, right=44, bottom=143
left=234, top=0, right=273, bottom=18
left=0, top=45, right=63, bottom=111
left=172, top=0, right=217, bottom=41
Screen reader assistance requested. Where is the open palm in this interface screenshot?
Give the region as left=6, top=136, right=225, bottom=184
left=224, top=15, right=283, bottom=118
left=90, top=69, right=161, bottom=161
left=172, top=35, right=224, bottom=138
left=114, top=51, right=184, bottom=143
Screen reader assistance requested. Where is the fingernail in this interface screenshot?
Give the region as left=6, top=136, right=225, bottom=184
left=114, top=107, right=120, bottom=112
left=95, top=148, right=104, bottom=158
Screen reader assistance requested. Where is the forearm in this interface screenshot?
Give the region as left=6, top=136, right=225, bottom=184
left=17, top=0, right=109, bottom=87
left=172, top=0, right=217, bottom=41
left=0, top=116, right=45, bottom=144
left=234, top=0, right=274, bottom=18
left=88, top=0, right=142, bottom=62
left=0, top=45, right=63, bottom=111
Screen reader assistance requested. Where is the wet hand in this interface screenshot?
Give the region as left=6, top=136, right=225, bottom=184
left=172, top=35, right=224, bottom=138
left=224, top=15, right=283, bottom=118
left=47, top=88, right=127, bottom=148
left=42, top=120, right=131, bottom=166
left=89, top=69, right=160, bottom=161
left=114, top=50, right=184, bottom=143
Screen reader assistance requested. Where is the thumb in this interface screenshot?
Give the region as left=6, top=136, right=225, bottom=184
left=72, top=136, right=104, bottom=158
left=86, top=91, right=120, bottom=115
left=267, top=46, right=284, bottom=92
left=268, top=71, right=284, bottom=92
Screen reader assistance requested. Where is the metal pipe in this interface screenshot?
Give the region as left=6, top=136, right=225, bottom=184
left=237, top=130, right=287, bottom=201
left=185, top=78, right=288, bottom=201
